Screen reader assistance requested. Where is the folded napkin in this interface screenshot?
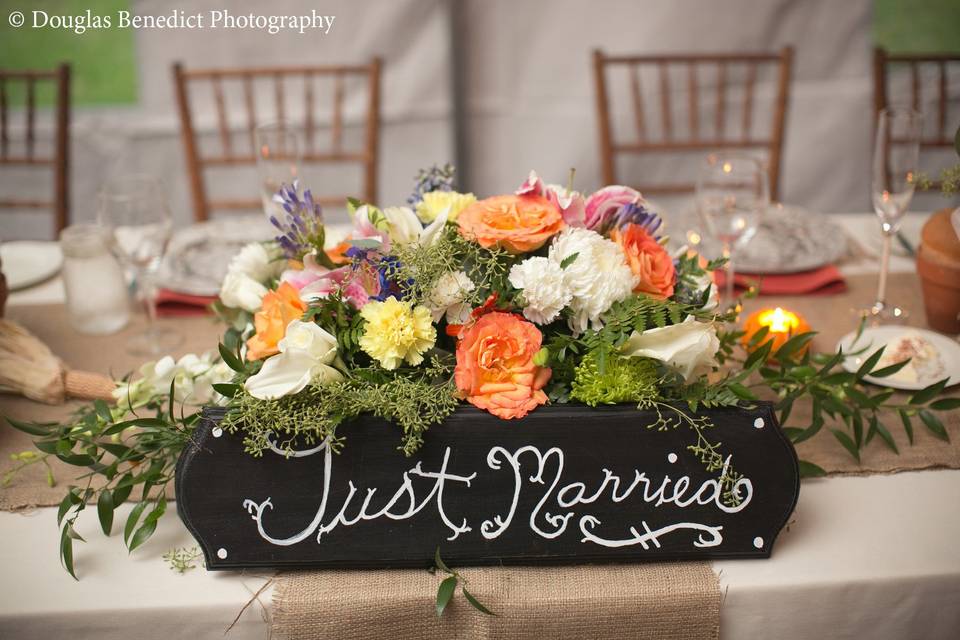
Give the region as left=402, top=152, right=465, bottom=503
left=714, top=264, right=847, bottom=296
left=155, top=288, right=216, bottom=317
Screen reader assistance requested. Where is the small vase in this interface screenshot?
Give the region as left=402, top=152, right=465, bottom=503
left=917, top=207, right=960, bottom=334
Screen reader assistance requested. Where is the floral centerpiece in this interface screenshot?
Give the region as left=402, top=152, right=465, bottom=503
left=5, top=166, right=958, bottom=590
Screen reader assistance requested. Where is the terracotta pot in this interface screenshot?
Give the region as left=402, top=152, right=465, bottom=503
left=917, top=208, right=960, bottom=334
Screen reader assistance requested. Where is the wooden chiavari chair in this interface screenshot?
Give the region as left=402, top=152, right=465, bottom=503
left=172, top=59, right=382, bottom=222
left=0, top=64, right=71, bottom=236
left=592, top=48, right=793, bottom=201
left=873, top=48, right=960, bottom=189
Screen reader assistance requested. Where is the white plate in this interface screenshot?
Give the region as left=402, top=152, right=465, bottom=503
left=836, top=326, right=960, bottom=390
left=158, top=216, right=275, bottom=296
left=0, top=241, right=63, bottom=291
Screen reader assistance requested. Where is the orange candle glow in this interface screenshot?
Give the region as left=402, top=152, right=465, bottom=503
left=741, top=307, right=810, bottom=354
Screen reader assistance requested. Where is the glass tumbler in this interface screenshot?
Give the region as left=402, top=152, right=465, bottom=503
left=60, top=224, right=130, bottom=335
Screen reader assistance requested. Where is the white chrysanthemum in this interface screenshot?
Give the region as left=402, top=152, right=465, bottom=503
left=426, top=271, right=476, bottom=323
left=549, top=228, right=638, bottom=333
left=508, top=257, right=572, bottom=325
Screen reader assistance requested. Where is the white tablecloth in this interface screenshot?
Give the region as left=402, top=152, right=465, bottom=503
left=3, top=213, right=958, bottom=639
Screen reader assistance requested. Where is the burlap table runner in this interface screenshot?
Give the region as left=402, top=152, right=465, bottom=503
left=273, top=564, right=720, bottom=640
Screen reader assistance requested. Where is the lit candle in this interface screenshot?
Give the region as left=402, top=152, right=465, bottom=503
left=741, top=307, right=810, bottom=354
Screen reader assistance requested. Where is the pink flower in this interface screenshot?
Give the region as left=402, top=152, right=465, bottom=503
left=584, top=185, right=642, bottom=230
left=281, top=253, right=330, bottom=290
left=516, top=171, right=587, bottom=228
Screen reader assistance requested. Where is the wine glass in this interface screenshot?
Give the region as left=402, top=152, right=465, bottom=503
left=97, top=176, right=182, bottom=356
left=695, top=153, right=769, bottom=303
left=255, top=122, right=301, bottom=221
left=864, top=107, right=922, bottom=321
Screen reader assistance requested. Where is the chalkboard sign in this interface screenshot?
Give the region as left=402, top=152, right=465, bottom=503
left=176, top=403, right=799, bottom=570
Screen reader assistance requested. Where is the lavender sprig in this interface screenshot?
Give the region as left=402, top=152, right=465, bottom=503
left=269, top=181, right=331, bottom=264
left=602, top=202, right=664, bottom=238
left=407, top=164, right=457, bottom=207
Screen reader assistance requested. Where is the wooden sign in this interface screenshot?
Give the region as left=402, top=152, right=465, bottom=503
left=176, top=403, right=799, bottom=570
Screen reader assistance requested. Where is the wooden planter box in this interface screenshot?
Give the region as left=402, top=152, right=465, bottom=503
left=176, top=402, right=799, bottom=570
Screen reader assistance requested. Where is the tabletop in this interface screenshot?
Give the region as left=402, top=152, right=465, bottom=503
left=1, top=212, right=958, bottom=640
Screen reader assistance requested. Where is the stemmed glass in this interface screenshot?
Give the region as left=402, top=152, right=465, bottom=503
left=864, top=107, right=922, bottom=321
left=254, top=122, right=301, bottom=220
left=97, top=176, right=182, bottom=356
left=695, top=153, right=769, bottom=303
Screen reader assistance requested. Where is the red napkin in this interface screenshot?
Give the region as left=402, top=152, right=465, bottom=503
left=155, top=288, right=216, bottom=317
left=714, top=264, right=847, bottom=296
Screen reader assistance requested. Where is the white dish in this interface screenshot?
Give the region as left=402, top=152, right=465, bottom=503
left=0, top=241, right=64, bottom=291
left=836, top=325, right=960, bottom=390
left=158, top=216, right=274, bottom=296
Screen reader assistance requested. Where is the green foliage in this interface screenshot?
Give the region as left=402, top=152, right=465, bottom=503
left=3, top=392, right=196, bottom=579
left=570, top=351, right=658, bottom=407
left=392, top=226, right=517, bottom=307
left=223, top=356, right=459, bottom=457
left=302, top=292, right=368, bottom=366
left=433, top=547, right=496, bottom=618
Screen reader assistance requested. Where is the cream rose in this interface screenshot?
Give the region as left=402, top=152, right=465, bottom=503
left=244, top=320, right=343, bottom=400
left=621, top=317, right=720, bottom=381
left=219, top=271, right=269, bottom=313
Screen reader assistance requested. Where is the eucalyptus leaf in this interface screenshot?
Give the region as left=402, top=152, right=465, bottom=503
left=124, top=502, right=148, bottom=546
left=219, top=343, right=245, bottom=373
left=3, top=416, right=53, bottom=436
left=434, top=546, right=452, bottom=574
left=60, top=527, right=78, bottom=580
left=97, top=488, right=114, bottom=536
left=898, top=409, right=914, bottom=445
left=919, top=410, right=949, bottom=442
left=831, top=429, right=860, bottom=462
left=910, top=379, right=949, bottom=406
left=855, top=347, right=885, bottom=379
left=128, top=519, right=158, bottom=553
left=462, top=587, right=497, bottom=616
left=798, top=460, right=826, bottom=478
left=435, top=575, right=458, bottom=617
left=930, top=397, right=960, bottom=411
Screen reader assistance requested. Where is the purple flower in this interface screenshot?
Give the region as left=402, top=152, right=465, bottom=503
left=270, top=180, right=326, bottom=259
left=407, top=164, right=456, bottom=207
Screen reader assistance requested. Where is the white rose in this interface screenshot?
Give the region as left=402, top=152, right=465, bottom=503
left=621, top=317, right=720, bottom=382
left=229, top=242, right=284, bottom=282
left=426, top=271, right=475, bottom=323
left=219, top=271, right=269, bottom=313
left=244, top=320, right=343, bottom=400
left=508, top=257, right=572, bottom=325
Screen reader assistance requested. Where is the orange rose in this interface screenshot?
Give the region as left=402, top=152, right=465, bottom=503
left=454, top=311, right=552, bottom=419
left=458, top=194, right=565, bottom=254
left=246, top=282, right=307, bottom=361
left=611, top=223, right=676, bottom=299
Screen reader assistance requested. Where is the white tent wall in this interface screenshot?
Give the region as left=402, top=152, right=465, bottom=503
left=3, top=0, right=956, bottom=241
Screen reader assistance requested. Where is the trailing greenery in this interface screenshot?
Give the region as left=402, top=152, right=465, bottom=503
left=221, top=355, right=459, bottom=457
left=4, top=385, right=195, bottom=580
left=163, top=546, right=202, bottom=574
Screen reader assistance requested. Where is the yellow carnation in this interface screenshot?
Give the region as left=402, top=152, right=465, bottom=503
left=359, top=297, right=437, bottom=370
left=415, top=191, right=477, bottom=223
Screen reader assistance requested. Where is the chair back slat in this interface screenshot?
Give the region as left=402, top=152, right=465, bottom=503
left=938, top=60, right=947, bottom=140
left=630, top=66, right=646, bottom=142
left=243, top=76, right=256, bottom=153
left=0, top=79, right=7, bottom=158
left=25, top=77, right=35, bottom=158
left=212, top=75, right=232, bottom=157
left=742, top=63, right=757, bottom=142
left=687, top=63, right=699, bottom=140
left=593, top=48, right=792, bottom=200
left=658, top=62, right=672, bottom=140
left=0, top=65, right=71, bottom=235
left=274, top=74, right=286, bottom=130
left=332, top=72, right=344, bottom=153
left=304, top=73, right=315, bottom=153
left=173, top=60, right=382, bottom=222
left=715, top=61, right=727, bottom=140
left=911, top=62, right=920, bottom=111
